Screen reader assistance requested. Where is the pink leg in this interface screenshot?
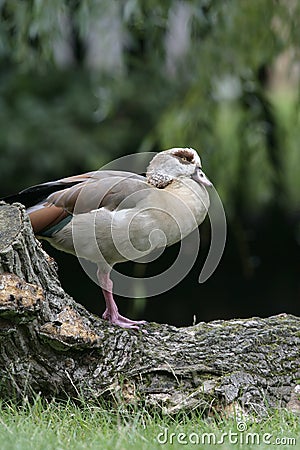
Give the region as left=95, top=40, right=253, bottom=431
left=97, top=269, right=146, bottom=329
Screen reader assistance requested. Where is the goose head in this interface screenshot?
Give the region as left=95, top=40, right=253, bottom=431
left=146, top=147, right=212, bottom=188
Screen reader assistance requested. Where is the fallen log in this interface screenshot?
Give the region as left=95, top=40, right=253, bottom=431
left=0, top=202, right=299, bottom=416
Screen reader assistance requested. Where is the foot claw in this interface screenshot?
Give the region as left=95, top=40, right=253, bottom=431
left=102, top=310, right=147, bottom=330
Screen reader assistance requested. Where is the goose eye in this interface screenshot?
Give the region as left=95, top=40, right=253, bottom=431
left=173, top=150, right=194, bottom=163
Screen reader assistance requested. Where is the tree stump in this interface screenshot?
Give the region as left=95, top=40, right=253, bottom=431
left=0, top=202, right=299, bottom=416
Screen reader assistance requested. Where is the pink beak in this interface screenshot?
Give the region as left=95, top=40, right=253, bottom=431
left=191, top=166, right=213, bottom=187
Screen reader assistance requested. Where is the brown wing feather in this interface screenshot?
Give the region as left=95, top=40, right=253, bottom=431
left=29, top=205, right=69, bottom=234
left=28, top=171, right=151, bottom=234
left=47, top=171, right=151, bottom=214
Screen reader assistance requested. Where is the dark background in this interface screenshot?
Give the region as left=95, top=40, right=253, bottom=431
left=1, top=0, right=299, bottom=326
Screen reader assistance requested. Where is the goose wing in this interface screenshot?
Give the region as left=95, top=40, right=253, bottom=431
left=3, top=171, right=152, bottom=234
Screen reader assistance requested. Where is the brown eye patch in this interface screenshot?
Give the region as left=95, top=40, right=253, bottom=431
left=173, top=149, right=194, bottom=163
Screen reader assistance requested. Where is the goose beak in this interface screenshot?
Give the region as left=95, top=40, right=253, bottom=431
left=191, top=166, right=213, bottom=187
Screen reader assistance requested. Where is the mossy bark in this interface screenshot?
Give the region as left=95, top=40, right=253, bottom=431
left=0, top=202, right=299, bottom=416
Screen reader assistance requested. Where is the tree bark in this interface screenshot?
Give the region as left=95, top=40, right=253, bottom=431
left=0, top=202, right=299, bottom=416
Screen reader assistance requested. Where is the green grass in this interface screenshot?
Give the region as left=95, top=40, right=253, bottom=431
left=0, top=396, right=299, bottom=450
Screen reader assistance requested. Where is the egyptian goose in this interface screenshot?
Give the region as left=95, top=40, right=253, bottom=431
left=3, top=148, right=212, bottom=329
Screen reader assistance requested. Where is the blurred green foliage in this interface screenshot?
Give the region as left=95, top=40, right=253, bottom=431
left=0, top=0, right=299, bottom=322
left=0, top=0, right=299, bottom=216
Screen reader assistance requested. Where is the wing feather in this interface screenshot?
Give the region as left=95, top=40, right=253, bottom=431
left=47, top=171, right=151, bottom=213
left=2, top=170, right=152, bottom=234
